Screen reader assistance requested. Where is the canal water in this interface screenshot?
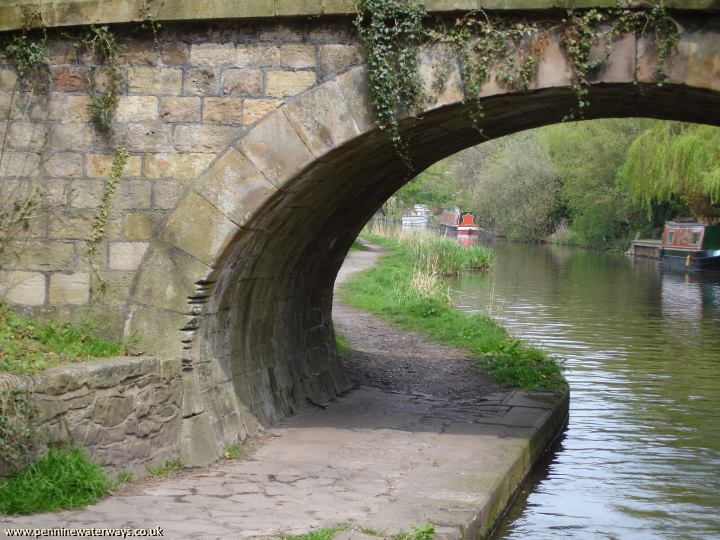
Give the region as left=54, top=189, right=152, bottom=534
left=448, top=241, right=720, bottom=540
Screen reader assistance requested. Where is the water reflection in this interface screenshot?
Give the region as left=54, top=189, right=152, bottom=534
left=448, top=240, right=720, bottom=539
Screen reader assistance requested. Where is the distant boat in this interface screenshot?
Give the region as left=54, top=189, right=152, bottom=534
left=438, top=209, right=480, bottom=235
left=660, top=219, right=720, bottom=271
left=401, top=204, right=431, bottom=228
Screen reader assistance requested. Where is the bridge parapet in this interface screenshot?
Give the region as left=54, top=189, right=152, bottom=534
left=1, top=0, right=719, bottom=32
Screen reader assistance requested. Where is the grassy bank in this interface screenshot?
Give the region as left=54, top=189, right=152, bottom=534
left=340, top=232, right=565, bottom=392
left=0, top=304, right=131, bottom=375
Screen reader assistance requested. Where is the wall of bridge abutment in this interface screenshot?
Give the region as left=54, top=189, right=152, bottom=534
left=2, top=3, right=720, bottom=464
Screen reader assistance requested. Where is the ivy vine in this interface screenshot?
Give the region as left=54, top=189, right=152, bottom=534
left=3, top=5, right=48, bottom=80
left=85, top=146, right=129, bottom=289
left=356, top=2, right=680, bottom=154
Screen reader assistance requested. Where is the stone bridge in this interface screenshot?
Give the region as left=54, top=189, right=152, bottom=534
left=1, top=1, right=720, bottom=464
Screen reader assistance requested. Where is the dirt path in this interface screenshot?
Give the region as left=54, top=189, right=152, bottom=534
left=334, top=243, right=500, bottom=401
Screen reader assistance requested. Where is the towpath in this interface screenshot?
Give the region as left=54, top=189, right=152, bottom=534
left=2, top=245, right=567, bottom=539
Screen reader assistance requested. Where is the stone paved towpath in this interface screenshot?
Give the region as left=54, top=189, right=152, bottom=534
left=2, top=245, right=568, bottom=540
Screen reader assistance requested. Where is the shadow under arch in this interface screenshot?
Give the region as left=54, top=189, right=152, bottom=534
left=125, top=59, right=720, bottom=461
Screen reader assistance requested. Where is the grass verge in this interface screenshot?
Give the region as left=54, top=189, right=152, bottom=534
left=146, top=458, right=183, bottom=477
left=282, top=525, right=346, bottom=540
left=0, top=447, right=109, bottom=515
left=0, top=303, right=132, bottom=375
left=341, top=232, right=565, bottom=392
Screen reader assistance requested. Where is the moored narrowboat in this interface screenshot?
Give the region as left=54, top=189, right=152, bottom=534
left=438, top=209, right=480, bottom=235
left=660, top=219, right=720, bottom=271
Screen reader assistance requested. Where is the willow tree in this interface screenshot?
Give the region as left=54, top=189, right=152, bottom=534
left=620, top=123, right=720, bottom=219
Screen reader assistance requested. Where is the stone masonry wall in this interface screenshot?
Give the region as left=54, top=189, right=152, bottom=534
left=3, top=356, right=182, bottom=478
left=0, top=18, right=364, bottom=338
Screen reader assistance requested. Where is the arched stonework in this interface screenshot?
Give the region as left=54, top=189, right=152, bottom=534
left=123, top=30, right=720, bottom=462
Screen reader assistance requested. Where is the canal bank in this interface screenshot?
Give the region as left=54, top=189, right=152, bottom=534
left=2, top=247, right=568, bottom=539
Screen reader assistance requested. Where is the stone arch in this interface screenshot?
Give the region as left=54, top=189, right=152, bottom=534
left=124, top=31, right=720, bottom=463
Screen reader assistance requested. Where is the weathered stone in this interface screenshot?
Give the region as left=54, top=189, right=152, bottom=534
left=40, top=152, right=82, bottom=178
left=119, top=40, right=157, bottom=65
left=160, top=191, right=240, bottom=266
left=417, top=44, right=465, bottom=111
left=144, top=152, right=214, bottom=182
left=236, top=110, right=314, bottom=188
left=318, top=43, right=365, bottom=78
left=63, top=95, right=93, bottom=122
left=91, top=270, right=135, bottom=306
left=684, top=32, right=720, bottom=91
left=198, top=148, right=277, bottom=226
left=114, top=180, right=152, bottom=209
left=161, top=42, right=190, bottom=65
left=265, top=70, right=316, bottom=98
left=124, top=212, right=160, bottom=241
left=51, top=66, right=89, bottom=93
left=284, top=81, right=360, bottom=157
left=2, top=241, right=74, bottom=271
left=0, top=69, right=18, bottom=91
left=7, top=121, right=49, bottom=150
left=132, top=242, right=211, bottom=312
left=242, top=98, right=281, bottom=124
left=174, top=124, right=238, bottom=153
left=180, top=412, right=220, bottom=467
left=49, top=272, right=90, bottom=305
left=0, top=271, right=46, bottom=305
left=160, top=96, right=201, bottom=122
left=86, top=153, right=142, bottom=177
left=49, top=210, right=94, bottom=239
left=0, top=151, right=42, bottom=177
left=128, top=67, right=183, bottom=95
left=92, top=395, right=135, bottom=427
left=49, top=123, right=93, bottom=151
left=221, top=69, right=263, bottom=97
left=113, top=123, right=174, bottom=153
left=203, top=97, right=243, bottom=124
left=69, top=179, right=104, bottom=208
left=190, top=42, right=236, bottom=66
left=154, top=181, right=185, bottom=209
left=109, top=242, right=149, bottom=271
left=336, top=66, right=374, bottom=133
left=184, top=68, right=220, bottom=96
left=116, top=96, right=160, bottom=122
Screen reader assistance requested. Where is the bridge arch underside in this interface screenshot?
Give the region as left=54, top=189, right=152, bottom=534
left=129, top=78, right=720, bottom=462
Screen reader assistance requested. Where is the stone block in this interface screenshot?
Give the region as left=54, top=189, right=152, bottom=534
left=236, top=43, right=280, bottom=68
left=90, top=270, right=134, bottom=306
left=174, top=124, right=238, bottom=153
left=124, top=212, right=160, bottom=241
left=128, top=67, right=183, bottom=95
left=222, top=69, right=263, bottom=97
left=275, top=0, right=322, bottom=16
left=203, top=97, right=243, bottom=124
left=184, top=68, right=220, bottom=96
left=45, top=179, right=69, bottom=208
left=7, top=121, right=49, bottom=150
left=0, top=151, right=41, bottom=177
left=49, top=210, right=94, bottom=239
left=236, top=110, right=314, bottom=188
left=160, top=191, right=240, bottom=267
left=144, top=152, right=214, bottom=182
left=278, top=80, right=360, bottom=157
left=118, top=40, right=157, bottom=65
left=51, top=66, right=89, bottom=93
left=92, top=395, right=135, bottom=428
left=160, top=96, right=201, bottom=122
left=318, top=44, right=365, bottom=78
left=2, top=241, right=74, bottom=271
left=43, top=152, right=84, bottom=178
left=116, top=96, right=160, bottom=122
left=115, top=179, right=152, bottom=209
left=242, top=98, right=281, bottom=124
left=49, top=123, right=93, bottom=151
left=335, top=66, right=375, bottom=133
left=161, top=42, right=190, bottom=65
left=125, top=303, right=188, bottom=358
left=180, top=412, right=220, bottom=467
left=69, top=179, right=104, bottom=208
left=197, top=147, right=277, bottom=226
left=0, top=69, right=17, bottom=92
left=49, top=272, right=90, bottom=305
left=132, top=242, right=212, bottom=312
left=533, top=31, right=572, bottom=91
left=190, top=42, right=236, bottom=66
left=683, top=32, right=720, bottom=91
left=86, top=153, right=142, bottom=177
left=265, top=70, right=316, bottom=98
left=63, top=95, right=93, bottom=122
left=113, top=123, right=174, bottom=153
left=109, top=242, right=149, bottom=271
left=154, top=182, right=184, bottom=209
left=30, top=95, right=64, bottom=122
left=0, top=271, right=46, bottom=305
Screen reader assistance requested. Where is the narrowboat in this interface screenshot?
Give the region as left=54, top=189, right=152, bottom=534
left=401, top=204, right=431, bottom=229
left=660, top=219, right=720, bottom=271
left=438, top=208, right=480, bottom=235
